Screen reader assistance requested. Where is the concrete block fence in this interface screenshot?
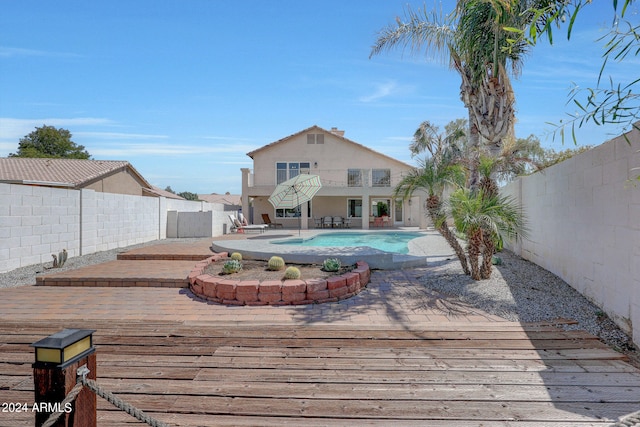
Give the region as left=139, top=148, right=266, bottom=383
left=502, top=124, right=640, bottom=347
left=188, top=255, right=371, bottom=305
left=0, top=183, right=229, bottom=273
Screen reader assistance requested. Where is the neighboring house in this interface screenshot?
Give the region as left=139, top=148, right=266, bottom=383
left=241, top=125, right=424, bottom=229
left=144, top=186, right=186, bottom=200
left=0, top=158, right=156, bottom=197
left=198, top=193, right=241, bottom=211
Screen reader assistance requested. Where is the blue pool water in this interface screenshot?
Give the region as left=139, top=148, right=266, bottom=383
left=273, top=232, right=424, bottom=254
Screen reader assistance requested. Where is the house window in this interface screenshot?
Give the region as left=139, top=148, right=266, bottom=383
left=276, top=163, right=287, bottom=184
left=276, top=201, right=312, bottom=218
left=348, top=169, right=362, bottom=187
left=348, top=199, right=362, bottom=218
left=276, top=206, right=300, bottom=218
left=372, top=169, right=391, bottom=187
left=306, top=134, right=324, bottom=144
left=276, top=162, right=310, bottom=184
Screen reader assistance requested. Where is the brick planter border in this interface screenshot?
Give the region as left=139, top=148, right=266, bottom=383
left=188, top=254, right=371, bottom=306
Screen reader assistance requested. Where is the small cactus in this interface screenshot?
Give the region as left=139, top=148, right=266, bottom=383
left=283, top=266, right=301, bottom=280
left=267, top=256, right=285, bottom=271
left=230, top=252, right=243, bottom=261
left=58, top=249, right=67, bottom=267
left=222, top=259, right=242, bottom=274
left=322, top=258, right=341, bottom=272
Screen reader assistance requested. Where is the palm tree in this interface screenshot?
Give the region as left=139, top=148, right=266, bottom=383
left=394, top=157, right=470, bottom=275
left=371, top=1, right=541, bottom=185
left=449, top=188, right=528, bottom=280
left=409, top=119, right=466, bottom=163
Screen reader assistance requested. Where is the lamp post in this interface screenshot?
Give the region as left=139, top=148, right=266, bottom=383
left=31, top=329, right=97, bottom=427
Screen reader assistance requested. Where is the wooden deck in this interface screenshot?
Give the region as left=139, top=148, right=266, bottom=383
left=1, top=320, right=640, bottom=426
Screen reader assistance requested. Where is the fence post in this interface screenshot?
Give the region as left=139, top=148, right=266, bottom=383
left=31, top=329, right=97, bottom=427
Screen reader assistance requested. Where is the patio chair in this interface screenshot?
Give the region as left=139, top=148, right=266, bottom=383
left=229, top=215, right=267, bottom=234
left=332, top=216, right=343, bottom=228
left=313, top=217, right=323, bottom=228
left=343, top=217, right=352, bottom=228
left=382, top=215, right=391, bottom=227
left=322, top=216, right=333, bottom=228
left=261, top=213, right=283, bottom=228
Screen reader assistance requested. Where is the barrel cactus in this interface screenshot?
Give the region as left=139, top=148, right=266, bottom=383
left=230, top=252, right=243, bottom=261
left=283, top=266, right=301, bottom=280
left=222, top=259, right=242, bottom=274
left=322, top=258, right=341, bottom=272
left=267, top=256, right=285, bottom=271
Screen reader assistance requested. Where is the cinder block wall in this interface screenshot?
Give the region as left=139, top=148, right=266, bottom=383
left=0, top=184, right=81, bottom=272
left=0, top=186, right=227, bottom=273
left=502, top=125, right=640, bottom=346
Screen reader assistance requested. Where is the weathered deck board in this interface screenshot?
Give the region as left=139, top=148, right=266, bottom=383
left=1, top=320, right=639, bottom=426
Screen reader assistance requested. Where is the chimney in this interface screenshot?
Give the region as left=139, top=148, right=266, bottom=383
left=330, top=127, right=345, bottom=137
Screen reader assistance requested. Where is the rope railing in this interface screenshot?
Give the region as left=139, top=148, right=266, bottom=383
left=79, top=377, right=170, bottom=427
left=41, top=382, right=84, bottom=427
left=40, top=366, right=170, bottom=427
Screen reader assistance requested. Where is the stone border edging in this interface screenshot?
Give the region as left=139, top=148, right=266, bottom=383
left=188, top=254, right=371, bottom=306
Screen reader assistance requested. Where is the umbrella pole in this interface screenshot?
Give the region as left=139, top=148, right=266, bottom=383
left=296, top=188, right=301, bottom=236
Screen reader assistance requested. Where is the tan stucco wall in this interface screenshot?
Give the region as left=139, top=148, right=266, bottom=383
left=250, top=129, right=411, bottom=188
left=83, top=169, right=148, bottom=196
left=243, top=128, right=425, bottom=228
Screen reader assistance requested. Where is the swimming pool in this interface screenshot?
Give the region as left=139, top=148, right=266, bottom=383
left=272, top=231, right=424, bottom=254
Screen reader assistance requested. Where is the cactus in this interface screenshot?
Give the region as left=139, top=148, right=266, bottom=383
left=222, top=259, right=243, bottom=274
left=267, top=256, right=285, bottom=271
left=322, top=258, right=341, bottom=272
left=51, top=254, right=58, bottom=268
left=58, top=249, right=68, bottom=267
left=283, top=266, right=301, bottom=280
left=230, top=252, right=243, bottom=261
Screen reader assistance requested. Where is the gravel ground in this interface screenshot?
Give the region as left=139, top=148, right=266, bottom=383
left=417, top=250, right=638, bottom=365
left=1, top=240, right=637, bottom=366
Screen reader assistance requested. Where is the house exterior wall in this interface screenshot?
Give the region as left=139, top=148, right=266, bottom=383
left=242, top=127, right=423, bottom=228
left=83, top=169, right=150, bottom=196
left=502, top=125, right=640, bottom=346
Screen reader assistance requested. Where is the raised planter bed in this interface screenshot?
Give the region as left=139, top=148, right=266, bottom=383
left=188, top=254, right=371, bottom=306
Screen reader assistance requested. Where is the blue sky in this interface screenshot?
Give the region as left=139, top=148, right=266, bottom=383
left=1, top=1, right=636, bottom=194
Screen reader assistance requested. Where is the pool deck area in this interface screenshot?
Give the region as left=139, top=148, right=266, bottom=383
left=210, top=228, right=456, bottom=269
left=4, top=233, right=640, bottom=425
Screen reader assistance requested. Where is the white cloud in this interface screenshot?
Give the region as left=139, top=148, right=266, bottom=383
left=0, top=46, right=80, bottom=58
left=75, top=132, right=169, bottom=140
left=0, top=118, right=114, bottom=154
left=90, top=142, right=256, bottom=158
left=359, top=81, right=401, bottom=103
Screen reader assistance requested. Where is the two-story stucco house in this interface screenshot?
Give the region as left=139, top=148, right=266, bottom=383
left=241, top=125, right=425, bottom=230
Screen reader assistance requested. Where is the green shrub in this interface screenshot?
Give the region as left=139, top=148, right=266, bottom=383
left=322, top=258, right=341, bottom=272
left=230, top=252, right=243, bottom=261
left=267, top=256, right=285, bottom=271
left=222, top=259, right=242, bottom=274
left=283, top=266, right=301, bottom=280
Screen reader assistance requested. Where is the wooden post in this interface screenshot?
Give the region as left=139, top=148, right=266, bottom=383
left=31, top=329, right=97, bottom=427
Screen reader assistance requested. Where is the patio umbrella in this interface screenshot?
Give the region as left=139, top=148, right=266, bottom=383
left=268, top=174, right=322, bottom=235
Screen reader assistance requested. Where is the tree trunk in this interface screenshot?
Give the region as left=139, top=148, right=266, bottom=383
left=426, top=196, right=470, bottom=276
left=438, top=223, right=470, bottom=276
left=468, top=228, right=483, bottom=280
left=480, top=230, right=495, bottom=280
